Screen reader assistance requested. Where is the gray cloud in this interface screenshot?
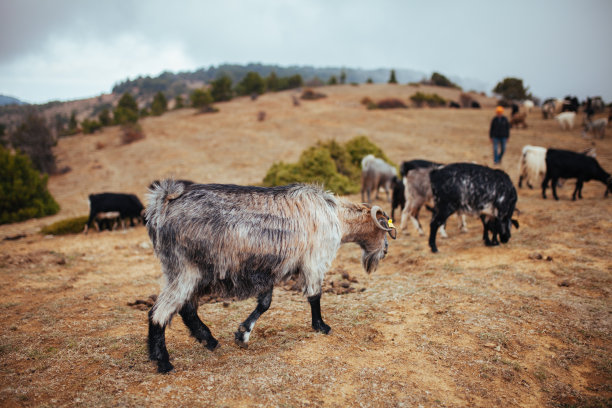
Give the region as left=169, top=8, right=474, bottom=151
left=1, top=0, right=611, bottom=103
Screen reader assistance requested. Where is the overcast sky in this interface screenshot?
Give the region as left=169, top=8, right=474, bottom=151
left=1, top=0, right=611, bottom=104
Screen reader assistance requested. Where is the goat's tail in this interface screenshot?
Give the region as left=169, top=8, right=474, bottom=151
left=145, top=179, right=186, bottom=231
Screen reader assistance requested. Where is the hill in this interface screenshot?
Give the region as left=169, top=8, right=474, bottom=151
left=0, top=94, right=27, bottom=106
left=0, top=84, right=610, bottom=407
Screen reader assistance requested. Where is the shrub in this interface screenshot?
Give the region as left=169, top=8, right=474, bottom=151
left=10, top=110, right=57, bottom=174
left=210, top=75, right=233, bottom=102
left=98, top=108, right=112, bottom=126
left=328, top=76, right=338, bottom=85
left=361, top=96, right=376, bottom=106
left=151, top=91, right=168, bottom=116
left=81, top=119, right=102, bottom=134
left=374, top=98, right=408, bottom=109
left=263, top=136, right=393, bottom=195
left=236, top=72, right=266, bottom=96
left=190, top=88, right=214, bottom=109
left=113, top=93, right=139, bottom=125
left=301, top=89, right=327, bottom=100
left=0, top=147, right=60, bottom=224
left=120, top=123, right=145, bottom=144
left=345, top=135, right=395, bottom=169
left=40, top=215, right=89, bottom=235
left=428, top=72, right=461, bottom=89
left=174, top=95, right=185, bottom=109
left=266, top=72, right=280, bottom=92
left=263, top=147, right=357, bottom=195
left=410, top=92, right=446, bottom=107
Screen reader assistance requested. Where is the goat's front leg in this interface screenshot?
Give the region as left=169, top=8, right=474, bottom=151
left=234, top=288, right=273, bottom=349
left=308, top=294, right=330, bottom=334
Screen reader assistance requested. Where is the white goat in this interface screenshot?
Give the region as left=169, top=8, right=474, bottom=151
left=555, top=112, right=576, bottom=130
left=518, top=145, right=547, bottom=189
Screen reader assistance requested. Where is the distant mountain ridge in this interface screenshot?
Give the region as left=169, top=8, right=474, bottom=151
left=112, top=63, right=489, bottom=98
left=0, top=95, right=27, bottom=106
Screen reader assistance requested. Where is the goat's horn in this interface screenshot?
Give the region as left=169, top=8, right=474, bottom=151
left=371, top=206, right=393, bottom=231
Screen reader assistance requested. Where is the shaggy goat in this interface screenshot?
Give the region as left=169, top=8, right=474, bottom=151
left=428, top=164, right=519, bottom=253
left=146, top=181, right=396, bottom=373
left=542, top=149, right=612, bottom=200
left=361, top=154, right=397, bottom=203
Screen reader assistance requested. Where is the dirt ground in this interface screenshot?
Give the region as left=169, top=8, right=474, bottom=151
left=0, top=84, right=610, bottom=407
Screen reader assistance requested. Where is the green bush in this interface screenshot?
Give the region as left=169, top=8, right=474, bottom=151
left=262, top=136, right=393, bottom=195
left=40, top=215, right=88, bottom=235
left=345, top=135, right=395, bottom=169
left=429, top=72, right=461, bottom=89
left=236, top=72, right=266, bottom=96
left=0, top=147, right=60, bottom=224
left=410, top=92, right=446, bottom=107
left=151, top=91, right=168, bottom=116
left=114, top=93, right=139, bottom=125
left=190, top=88, right=214, bottom=108
left=98, top=108, right=112, bottom=126
left=81, top=119, right=102, bottom=134
left=210, top=75, right=233, bottom=102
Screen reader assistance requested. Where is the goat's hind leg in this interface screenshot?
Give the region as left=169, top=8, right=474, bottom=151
left=235, top=288, right=273, bottom=349
left=179, top=300, right=219, bottom=351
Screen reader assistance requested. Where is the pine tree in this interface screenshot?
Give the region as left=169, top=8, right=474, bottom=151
left=151, top=92, right=168, bottom=116
left=388, top=70, right=398, bottom=84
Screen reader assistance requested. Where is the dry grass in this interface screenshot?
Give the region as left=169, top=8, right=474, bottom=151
left=0, top=84, right=611, bottom=407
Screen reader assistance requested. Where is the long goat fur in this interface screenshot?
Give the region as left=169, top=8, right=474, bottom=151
left=146, top=180, right=391, bottom=328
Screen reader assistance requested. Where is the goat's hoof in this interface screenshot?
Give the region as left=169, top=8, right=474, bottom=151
left=312, top=320, right=331, bottom=334
left=234, top=338, right=249, bottom=349
left=157, top=360, right=174, bottom=374
left=234, top=326, right=250, bottom=348
left=205, top=338, right=219, bottom=351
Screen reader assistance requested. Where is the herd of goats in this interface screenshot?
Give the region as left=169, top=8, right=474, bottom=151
left=79, top=104, right=611, bottom=373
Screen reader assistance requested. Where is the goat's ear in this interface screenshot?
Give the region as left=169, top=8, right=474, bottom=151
left=378, top=217, right=397, bottom=240
left=513, top=208, right=522, bottom=216
left=511, top=219, right=519, bottom=229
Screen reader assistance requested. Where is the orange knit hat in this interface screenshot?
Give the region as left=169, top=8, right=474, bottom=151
left=496, top=106, right=504, bottom=114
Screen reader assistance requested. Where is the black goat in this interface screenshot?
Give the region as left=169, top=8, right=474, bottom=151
left=390, top=176, right=405, bottom=221
left=429, top=163, right=518, bottom=253
left=542, top=149, right=612, bottom=200
left=84, top=193, right=144, bottom=234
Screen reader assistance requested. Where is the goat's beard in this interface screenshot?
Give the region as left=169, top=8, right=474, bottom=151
left=362, top=249, right=385, bottom=274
